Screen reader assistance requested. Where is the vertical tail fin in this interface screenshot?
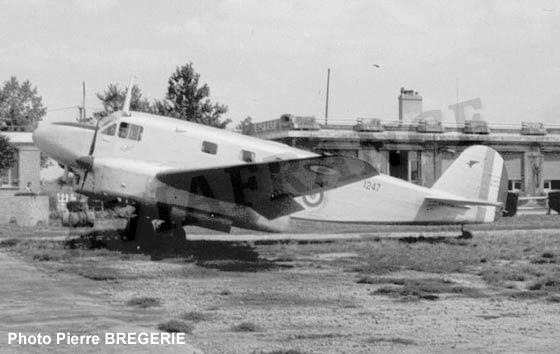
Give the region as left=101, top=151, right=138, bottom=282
left=432, top=145, right=508, bottom=222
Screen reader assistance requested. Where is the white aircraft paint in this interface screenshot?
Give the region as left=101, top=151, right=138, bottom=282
left=293, top=145, right=507, bottom=224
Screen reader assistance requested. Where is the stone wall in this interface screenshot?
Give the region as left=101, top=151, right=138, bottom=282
left=0, top=190, right=49, bottom=226
left=17, top=145, right=41, bottom=191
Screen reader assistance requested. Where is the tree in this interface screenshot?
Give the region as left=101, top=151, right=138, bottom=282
left=236, top=116, right=254, bottom=135
left=150, top=98, right=174, bottom=116
left=166, top=62, right=231, bottom=128
left=94, top=84, right=152, bottom=119
left=0, top=135, right=17, bottom=171
left=0, top=77, right=46, bottom=131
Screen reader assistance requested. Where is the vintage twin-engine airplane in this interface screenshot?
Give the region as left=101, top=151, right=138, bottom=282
left=293, top=145, right=508, bottom=225
left=32, top=86, right=376, bottom=239
left=33, top=83, right=507, bottom=240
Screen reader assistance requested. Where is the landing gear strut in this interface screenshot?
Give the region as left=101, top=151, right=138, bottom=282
left=122, top=206, right=156, bottom=242
left=121, top=206, right=186, bottom=244
left=460, top=224, right=473, bottom=239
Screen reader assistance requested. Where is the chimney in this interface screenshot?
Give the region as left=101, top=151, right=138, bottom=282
left=398, top=88, right=422, bottom=123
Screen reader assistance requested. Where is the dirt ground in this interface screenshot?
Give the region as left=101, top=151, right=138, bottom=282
left=1, top=218, right=560, bottom=353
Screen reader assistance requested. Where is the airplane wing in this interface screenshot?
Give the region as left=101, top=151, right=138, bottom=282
left=156, top=155, right=377, bottom=219
left=425, top=195, right=503, bottom=209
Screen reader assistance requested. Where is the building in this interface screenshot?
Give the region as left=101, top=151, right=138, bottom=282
left=249, top=90, right=560, bottom=197
left=0, top=131, right=47, bottom=226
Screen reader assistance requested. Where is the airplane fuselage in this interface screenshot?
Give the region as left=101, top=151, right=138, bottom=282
left=32, top=112, right=335, bottom=232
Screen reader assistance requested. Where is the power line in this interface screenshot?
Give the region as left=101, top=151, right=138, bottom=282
left=47, top=106, right=77, bottom=112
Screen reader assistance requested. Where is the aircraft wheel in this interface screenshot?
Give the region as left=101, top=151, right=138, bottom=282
left=460, top=229, right=473, bottom=239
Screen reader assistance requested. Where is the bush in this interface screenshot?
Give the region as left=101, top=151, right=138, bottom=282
left=0, top=238, right=20, bottom=248
left=179, top=311, right=212, bottom=322
left=232, top=321, right=262, bottom=332
left=125, top=297, right=161, bottom=308
left=157, top=320, right=194, bottom=334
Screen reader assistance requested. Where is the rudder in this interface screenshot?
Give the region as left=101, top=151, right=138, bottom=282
left=432, top=145, right=508, bottom=206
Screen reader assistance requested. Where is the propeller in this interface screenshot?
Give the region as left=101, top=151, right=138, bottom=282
left=77, top=77, right=135, bottom=190
left=122, top=76, right=134, bottom=116
left=77, top=117, right=99, bottom=189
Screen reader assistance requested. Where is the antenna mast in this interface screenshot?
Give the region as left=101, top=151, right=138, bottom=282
left=82, top=81, right=86, bottom=121
left=325, top=68, right=330, bottom=125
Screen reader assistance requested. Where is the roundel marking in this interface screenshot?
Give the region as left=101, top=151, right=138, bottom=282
left=302, top=191, right=324, bottom=207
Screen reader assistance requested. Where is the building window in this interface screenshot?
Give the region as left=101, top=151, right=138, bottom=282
left=101, top=124, right=116, bottom=136
left=409, top=151, right=421, bottom=184
left=241, top=150, right=255, bottom=163
left=201, top=141, right=218, bottom=155
left=0, top=163, right=19, bottom=188
left=508, top=180, right=523, bottom=192
left=544, top=180, right=560, bottom=191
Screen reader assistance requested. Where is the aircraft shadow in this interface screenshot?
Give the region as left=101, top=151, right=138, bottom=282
left=66, top=228, right=291, bottom=272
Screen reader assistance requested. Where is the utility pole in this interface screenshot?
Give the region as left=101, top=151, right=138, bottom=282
left=82, top=81, right=87, bottom=122
left=325, top=68, right=330, bottom=125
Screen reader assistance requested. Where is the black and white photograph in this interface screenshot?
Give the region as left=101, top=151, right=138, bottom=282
left=1, top=0, right=560, bottom=353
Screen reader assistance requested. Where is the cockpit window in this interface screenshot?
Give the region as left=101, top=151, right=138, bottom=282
left=101, top=124, right=116, bottom=136
left=128, top=124, right=143, bottom=141
left=118, top=122, right=143, bottom=141
left=118, top=122, right=129, bottom=138
left=99, top=116, right=116, bottom=128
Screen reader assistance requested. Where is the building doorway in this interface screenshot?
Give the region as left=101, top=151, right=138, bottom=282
left=389, top=150, right=421, bottom=184
left=389, top=150, right=408, bottom=180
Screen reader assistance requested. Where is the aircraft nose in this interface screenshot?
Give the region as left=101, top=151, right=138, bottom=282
left=32, top=125, right=50, bottom=154
left=32, top=122, right=89, bottom=166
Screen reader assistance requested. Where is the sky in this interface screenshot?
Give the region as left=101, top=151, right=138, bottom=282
left=0, top=0, right=559, bottom=127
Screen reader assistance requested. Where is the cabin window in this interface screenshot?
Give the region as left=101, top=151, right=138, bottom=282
left=118, top=122, right=129, bottom=138
left=201, top=141, right=218, bottom=155
left=101, top=124, right=116, bottom=136
left=127, top=124, right=143, bottom=141
left=241, top=150, right=255, bottom=163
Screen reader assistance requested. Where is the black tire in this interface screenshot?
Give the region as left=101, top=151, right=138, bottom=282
left=122, top=215, right=139, bottom=241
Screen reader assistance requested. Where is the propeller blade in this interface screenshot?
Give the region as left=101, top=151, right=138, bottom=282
left=123, top=76, right=135, bottom=116
left=88, top=118, right=101, bottom=156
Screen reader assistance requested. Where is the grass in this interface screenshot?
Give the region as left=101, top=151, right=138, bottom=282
left=528, top=276, right=560, bottom=291
left=363, top=277, right=484, bottom=300
left=196, top=259, right=284, bottom=272
left=3, top=221, right=560, bottom=307
left=354, top=239, right=483, bottom=274
left=531, top=252, right=558, bottom=264
left=125, top=296, right=161, bottom=308
left=290, top=333, right=347, bottom=340
left=366, top=336, right=417, bottom=346
left=347, top=230, right=560, bottom=300
left=77, top=267, right=119, bottom=281
left=179, top=311, right=212, bottom=322
left=232, top=321, right=263, bottom=332
left=546, top=294, right=560, bottom=303
left=157, top=320, right=194, bottom=334
left=252, top=350, right=306, bottom=354
left=256, top=351, right=306, bottom=354
left=480, top=266, right=535, bottom=285
left=0, top=238, right=21, bottom=248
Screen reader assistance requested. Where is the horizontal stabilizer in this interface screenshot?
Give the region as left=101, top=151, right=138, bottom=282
left=425, top=196, right=503, bottom=208
left=157, top=155, right=377, bottom=219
